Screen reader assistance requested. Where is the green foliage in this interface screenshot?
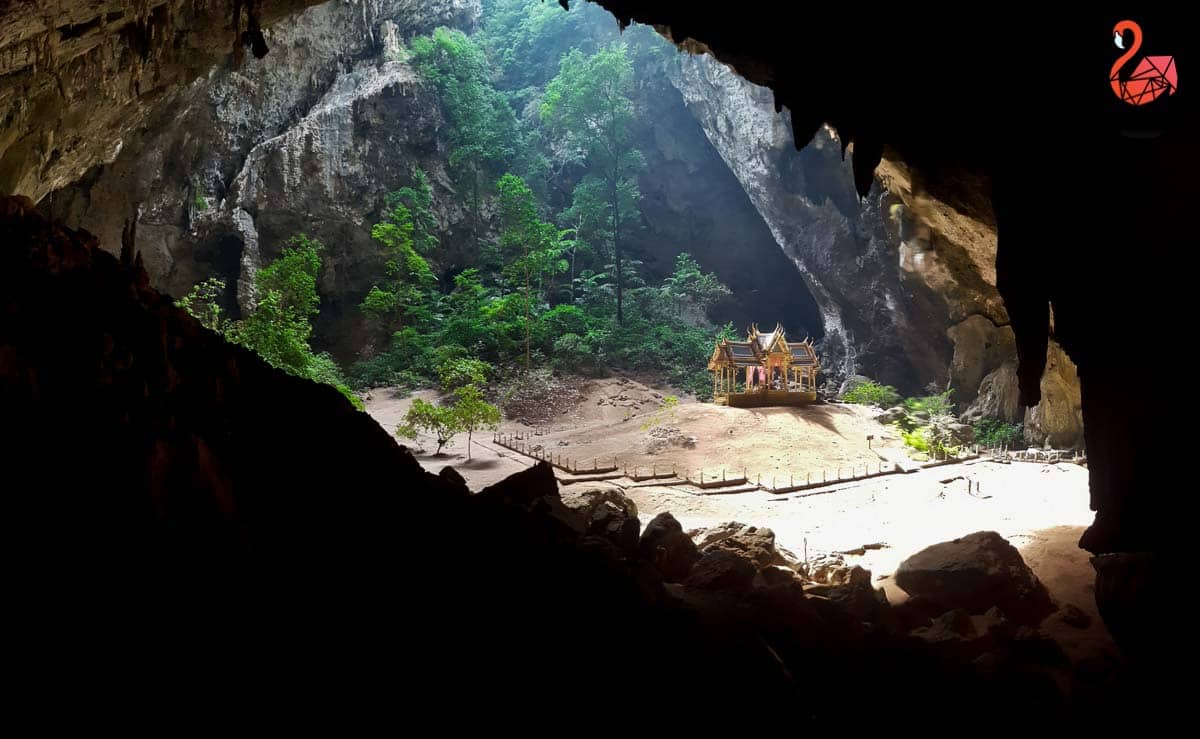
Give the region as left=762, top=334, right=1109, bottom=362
left=663, top=252, right=731, bottom=316
left=178, top=237, right=361, bottom=410
left=842, top=379, right=901, bottom=407
left=397, top=398, right=461, bottom=455
left=892, top=389, right=960, bottom=460
left=395, top=383, right=500, bottom=459
left=411, top=28, right=522, bottom=177
left=900, top=422, right=961, bottom=460
left=359, top=169, right=438, bottom=335
left=902, top=389, right=956, bottom=418
left=452, top=384, right=502, bottom=460
left=541, top=43, right=643, bottom=324
left=974, top=417, right=1024, bottom=447
left=438, top=357, right=493, bottom=392
left=345, top=7, right=733, bottom=401
left=176, top=277, right=228, bottom=333
left=497, top=172, right=568, bottom=370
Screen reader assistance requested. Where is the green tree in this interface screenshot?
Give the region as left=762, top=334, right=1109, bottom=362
left=662, top=252, right=731, bottom=317
left=541, top=44, right=644, bottom=325
left=397, top=398, right=461, bottom=455
left=438, top=357, right=493, bottom=392
left=497, top=172, right=567, bottom=372
left=411, top=27, right=526, bottom=241
left=452, top=384, right=502, bottom=460
left=176, top=277, right=229, bottom=333
left=361, top=170, right=438, bottom=334
left=179, top=236, right=361, bottom=409
left=235, top=234, right=323, bottom=375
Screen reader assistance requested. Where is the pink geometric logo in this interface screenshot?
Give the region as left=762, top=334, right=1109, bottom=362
left=1110, top=20, right=1178, bottom=105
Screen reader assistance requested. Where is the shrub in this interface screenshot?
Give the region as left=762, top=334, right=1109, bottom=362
left=902, top=389, right=955, bottom=417
left=437, top=357, right=492, bottom=392
left=842, top=379, right=901, bottom=407
left=974, top=417, right=1024, bottom=447
left=551, top=332, right=596, bottom=373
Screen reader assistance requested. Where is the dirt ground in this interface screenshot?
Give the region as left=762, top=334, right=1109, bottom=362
left=364, top=376, right=1114, bottom=663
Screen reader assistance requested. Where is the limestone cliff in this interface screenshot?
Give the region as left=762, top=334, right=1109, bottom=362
left=670, top=54, right=952, bottom=393
left=0, top=0, right=324, bottom=200
left=671, top=53, right=1083, bottom=446
left=43, top=0, right=480, bottom=355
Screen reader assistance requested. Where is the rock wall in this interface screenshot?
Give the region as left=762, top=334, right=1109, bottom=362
left=0, top=0, right=324, bottom=200
left=626, top=62, right=824, bottom=337
left=42, top=0, right=480, bottom=356
left=670, top=54, right=953, bottom=393
left=671, top=53, right=1083, bottom=444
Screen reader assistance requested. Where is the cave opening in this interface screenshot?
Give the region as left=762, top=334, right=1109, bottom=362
left=2, top=0, right=1190, bottom=724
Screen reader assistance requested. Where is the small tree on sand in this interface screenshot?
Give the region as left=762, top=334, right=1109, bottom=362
left=452, top=384, right=501, bottom=460
left=397, top=398, right=462, bottom=455
left=396, top=385, right=501, bottom=459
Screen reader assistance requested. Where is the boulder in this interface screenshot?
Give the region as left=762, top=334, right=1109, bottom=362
left=894, top=531, right=1055, bottom=624
left=559, top=485, right=639, bottom=521
left=684, top=550, right=757, bottom=593
left=874, top=406, right=907, bottom=424
left=799, top=552, right=849, bottom=584
left=690, top=522, right=798, bottom=570
left=640, top=512, right=700, bottom=582
left=827, top=566, right=891, bottom=624
left=558, top=485, right=641, bottom=555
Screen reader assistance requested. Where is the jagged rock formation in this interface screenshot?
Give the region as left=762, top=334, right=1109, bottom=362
left=671, top=55, right=951, bottom=391
left=42, top=0, right=479, bottom=356
left=0, top=0, right=325, bottom=200
left=626, top=65, right=824, bottom=336
left=671, top=53, right=1083, bottom=444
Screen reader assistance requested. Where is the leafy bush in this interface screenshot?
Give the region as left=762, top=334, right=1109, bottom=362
left=842, top=379, right=901, bottom=407
left=902, top=389, right=955, bottom=417
left=900, top=424, right=960, bottom=460
left=176, top=277, right=228, bottom=333
left=551, top=332, right=597, bottom=373
left=974, top=417, right=1024, bottom=447
left=438, top=357, right=493, bottom=392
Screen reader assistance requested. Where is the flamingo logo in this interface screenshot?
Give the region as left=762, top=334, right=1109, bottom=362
left=1110, top=20, right=1178, bottom=105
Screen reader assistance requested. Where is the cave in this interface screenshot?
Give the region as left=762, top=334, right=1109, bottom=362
left=1, top=0, right=1191, bottom=727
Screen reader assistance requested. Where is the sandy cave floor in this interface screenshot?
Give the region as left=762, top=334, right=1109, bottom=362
left=364, top=376, right=1114, bottom=664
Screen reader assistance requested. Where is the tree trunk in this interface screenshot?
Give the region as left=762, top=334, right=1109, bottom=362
left=524, top=263, right=531, bottom=373
left=612, top=174, right=622, bottom=325
left=467, top=429, right=472, bottom=460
